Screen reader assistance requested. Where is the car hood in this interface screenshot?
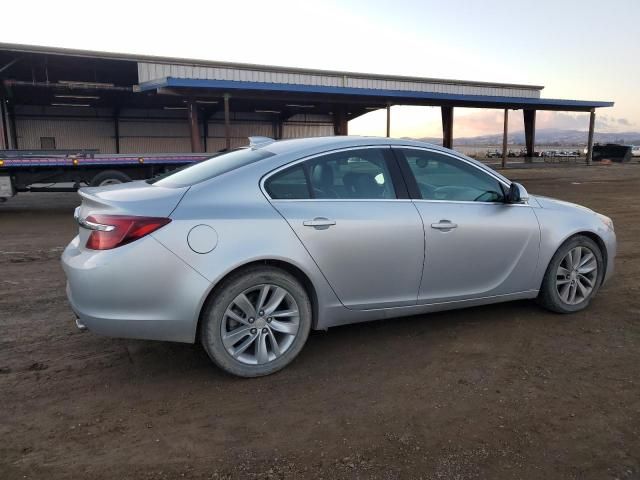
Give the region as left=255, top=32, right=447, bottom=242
left=531, top=194, right=595, bottom=215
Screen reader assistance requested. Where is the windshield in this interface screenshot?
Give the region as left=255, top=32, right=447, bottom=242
left=150, top=148, right=275, bottom=188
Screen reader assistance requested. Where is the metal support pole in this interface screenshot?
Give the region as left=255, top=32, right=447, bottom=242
left=203, top=117, right=209, bottom=152
left=188, top=101, right=202, bottom=153
left=201, top=109, right=215, bottom=152
left=523, top=109, right=536, bottom=161
left=502, top=108, right=509, bottom=169
left=333, top=107, right=348, bottom=136
left=6, top=102, right=17, bottom=149
left=386, top=104, right=391, bottom=138
left=441, top=106, right=453, bottom=149
left=113, top=108, right=120, bottom=154
left=0, top=98, right=7, bottom=150
left=223, top=94, right=231, bottom=150
left=586, top=109, right=596, bottom=165
left=273, top=118, right=283, bottom=139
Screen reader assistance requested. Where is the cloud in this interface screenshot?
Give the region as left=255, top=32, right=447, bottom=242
left=350, top=107, right=636, bottom=139
left=536, top=112, right=634, bottom=132
left=536, top=112, right=589, bottom=130
left=455, top=111, right=635, bottom=137
left=455, top=111, right=502, bottom=136
left=594, top=115, right=635, bottom=132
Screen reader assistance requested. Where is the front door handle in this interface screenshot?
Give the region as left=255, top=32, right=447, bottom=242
left=431, top=220, right=458, bottom=231
left=303, top=217, right=336, bottom=229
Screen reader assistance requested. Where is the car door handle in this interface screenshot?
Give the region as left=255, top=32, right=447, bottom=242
left=303, top=217, right=336, bottom=229
left=431, top=220, right=458, bottom=231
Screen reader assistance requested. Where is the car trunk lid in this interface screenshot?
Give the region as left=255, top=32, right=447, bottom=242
left=75, top=180, right=188, bottom=245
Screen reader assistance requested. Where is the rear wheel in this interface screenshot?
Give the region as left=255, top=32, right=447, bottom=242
left=90, top=170, right=132, bottom=187
left=538, top=235, right=604, bottom=313
left=200, top=266, right=311, bottom=377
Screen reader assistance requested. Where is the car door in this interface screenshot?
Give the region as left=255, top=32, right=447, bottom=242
left=393, top=147, right=540, bottom=304
left=263, top=146, right=424, bottom=310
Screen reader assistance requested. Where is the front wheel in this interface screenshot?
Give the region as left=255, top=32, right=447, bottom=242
left=538, top=235, right=604, bottom=313
left=200, top=266, right=312, bottom=377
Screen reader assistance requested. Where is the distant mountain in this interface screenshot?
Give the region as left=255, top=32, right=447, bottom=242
left=412, top=128, right=640, bottom=146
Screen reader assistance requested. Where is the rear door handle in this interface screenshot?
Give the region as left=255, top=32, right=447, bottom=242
left=431, top=220, right=458, bottom=231
left=303, top=217, right=336, bottom=229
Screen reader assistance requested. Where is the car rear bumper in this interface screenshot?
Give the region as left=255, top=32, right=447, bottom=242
left=61, top=235, right=211, bottom=343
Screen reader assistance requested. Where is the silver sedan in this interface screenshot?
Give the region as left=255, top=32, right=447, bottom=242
left=62, top=136, right=616, bottom=377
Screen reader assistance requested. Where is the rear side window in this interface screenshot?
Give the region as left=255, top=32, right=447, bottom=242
left=151, top=148, right=274, bottom=188
left=265, top=165, right=310, bottom=199
left=264, top=148, right=396, bottom=200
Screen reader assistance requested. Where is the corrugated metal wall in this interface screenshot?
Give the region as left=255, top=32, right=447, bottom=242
left=12, top=106, right=333, bottom=154
left=282, top=114, right=333, bottom=139
left=15, top=106, right=117, bottom=152
left=204, top=112, right=333, bottom=152
left=12, top=106, right=198, bottom=153
left=206, top=122, right=272, bottom=152
left=282, top=123, right=333, bottom=139
left=138, top=62, right=541, bottom=99
left=119, top=109, right=193, bottom=153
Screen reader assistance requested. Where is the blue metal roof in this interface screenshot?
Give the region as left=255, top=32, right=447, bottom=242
left=139, top=77, right=614, bottom=111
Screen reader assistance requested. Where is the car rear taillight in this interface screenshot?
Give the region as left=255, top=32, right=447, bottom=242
left=83, top=215, right=171, bottom=250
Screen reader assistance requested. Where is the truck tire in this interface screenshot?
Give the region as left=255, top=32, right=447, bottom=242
left=90, top=170, right=132, bottom=187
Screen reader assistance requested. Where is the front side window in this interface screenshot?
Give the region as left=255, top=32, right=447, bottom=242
left=398, top=149, right=505, bottom=202
left=265, top=148, right=396, bottom=200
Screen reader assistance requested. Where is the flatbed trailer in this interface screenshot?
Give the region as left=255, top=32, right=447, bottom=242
left=0, top=150, right=211, bottom=198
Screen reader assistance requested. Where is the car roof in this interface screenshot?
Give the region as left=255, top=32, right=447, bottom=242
left=259, top=135, right=447, bottom=155
left=257, top=136, right=511, bottom=184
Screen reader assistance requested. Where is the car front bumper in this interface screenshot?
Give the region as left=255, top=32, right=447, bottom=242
left=602, top=228, right=616, bottom=286
left=61, top=235, right=211, bottom=343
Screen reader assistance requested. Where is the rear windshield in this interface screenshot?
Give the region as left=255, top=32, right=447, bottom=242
left=150, top=148, right=275, bottom=188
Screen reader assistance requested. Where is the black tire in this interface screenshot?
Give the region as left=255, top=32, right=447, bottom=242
left=200, top=266, right=312, bottom=378
left=537, top=235, right=604, bottom=313
left=90, top=170, right=132, bottom=187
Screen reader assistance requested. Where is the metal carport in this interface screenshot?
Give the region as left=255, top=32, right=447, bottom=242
left=139, top=76, right=613, bottom=166
left=0, top=43, right=614, bottom=165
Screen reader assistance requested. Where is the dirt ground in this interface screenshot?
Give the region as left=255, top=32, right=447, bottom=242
left=1, top=164, right=639, bottom=479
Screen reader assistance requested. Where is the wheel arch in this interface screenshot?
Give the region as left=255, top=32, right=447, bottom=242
left=562, top=230, right=608, bottom=274
left=578, top=231, right=608, bottom=273
left=542, top=230, right=608, bottom=290
left=194, top=258, right=319, bottom=342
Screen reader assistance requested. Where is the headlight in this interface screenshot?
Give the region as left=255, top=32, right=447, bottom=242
left=597, top=213, right=614, bottom=232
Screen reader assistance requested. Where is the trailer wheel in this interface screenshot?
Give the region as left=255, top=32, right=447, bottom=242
left=90, top=170, right=132, bottom=187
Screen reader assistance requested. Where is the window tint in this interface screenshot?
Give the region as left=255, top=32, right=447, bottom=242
left=400, top=149, right=505, bottom=202
left=265, top=148, right=396, bottom=200
left=151, top=148, right=274, bottom=188
left=308, top=148, right=395, bottom=199
left=265, top=165, right=310, bottom=199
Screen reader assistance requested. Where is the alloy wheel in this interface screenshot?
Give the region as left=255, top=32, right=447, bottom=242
left=555, top=246, right=598, bottom=305
left=220, top=284, right=300, bottom=365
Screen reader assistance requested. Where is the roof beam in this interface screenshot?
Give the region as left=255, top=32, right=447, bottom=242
left=139, top=78, right=613, bottom=112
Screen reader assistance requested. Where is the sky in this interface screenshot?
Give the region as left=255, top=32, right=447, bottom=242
left=1, top=0, right=638, bottom=138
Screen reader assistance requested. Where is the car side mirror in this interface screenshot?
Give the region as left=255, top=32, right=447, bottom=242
left=506, top=182, right=529, bottom=204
